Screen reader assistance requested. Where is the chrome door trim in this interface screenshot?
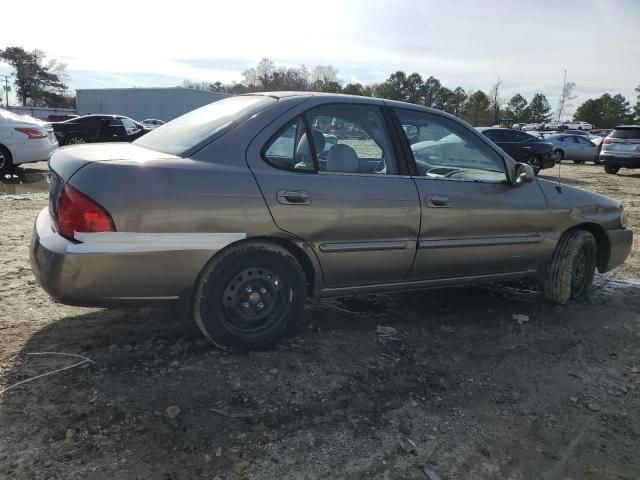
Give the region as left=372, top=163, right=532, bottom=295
left=419, top=234, right=542, bottom=249
left=319, top=240, right=409, bottom=253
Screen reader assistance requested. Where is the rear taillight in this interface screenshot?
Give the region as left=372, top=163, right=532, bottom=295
left=57, top=185, right=115, bottom=240
left=15, top=127, right=47, bottom=139
left=603, top=137, right=613, bottom=144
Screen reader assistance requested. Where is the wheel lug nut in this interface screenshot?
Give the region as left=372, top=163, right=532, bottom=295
left=257, top=303, right=264, bottom=309
left=242, top=302, right=250, bottom=309
left=260, top=288, right=267, bottom=294
left=245, top=287, right=252, bottom=293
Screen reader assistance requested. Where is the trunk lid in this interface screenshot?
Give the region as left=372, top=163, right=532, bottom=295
left=48, top=143, right=179, bottom=230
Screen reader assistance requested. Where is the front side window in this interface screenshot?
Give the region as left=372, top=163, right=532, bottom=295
left=305, top=105, right=397, bottom=175
left=394, top=108, right=506, bottom=183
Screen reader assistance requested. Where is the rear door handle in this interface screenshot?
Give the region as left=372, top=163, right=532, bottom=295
left=426, top=194, right=451, bottom=208
left=277, top=190, right=311, bottom=205
left=522, top=146, right=532, bottom=150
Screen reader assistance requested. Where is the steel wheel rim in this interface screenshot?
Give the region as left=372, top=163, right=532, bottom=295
left=571, top=246, right=589, bottom=296
left=221, top=266, right=288, bottom=334
left=553, top=151, right=562, bottom=162
left=68, top=136, right=85, bottom=144
left=530, top=157, right=543, bottom=169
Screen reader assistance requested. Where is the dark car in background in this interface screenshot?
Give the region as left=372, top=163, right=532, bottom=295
left=52, top=115, right=149, bottom=145
left=477, top=128, right=555, bottom=174
left=600, top=125, right=640, bottom=174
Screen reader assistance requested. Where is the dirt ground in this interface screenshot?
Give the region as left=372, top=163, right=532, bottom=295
left=1, top=162, right=639, bottom=480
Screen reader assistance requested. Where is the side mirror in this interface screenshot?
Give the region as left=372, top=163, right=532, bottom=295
left=513, top=162, right=535, bottom=186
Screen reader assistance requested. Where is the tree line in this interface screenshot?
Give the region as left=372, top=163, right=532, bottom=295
left=0, top=47, right=75, bottom=108
left=186, top=58, right=639, bottom=128
left=1, top=48, right=638, bottom=128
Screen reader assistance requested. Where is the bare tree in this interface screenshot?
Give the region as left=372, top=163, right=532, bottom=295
left=488, top=77, right=503, bottom=125
left=312, top=65, right=339, bottom=85
left=256, top=58, right=275, bottom=89
left=557, top=77, right=577, bottom=122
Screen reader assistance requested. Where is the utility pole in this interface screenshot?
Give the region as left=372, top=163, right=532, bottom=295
left=1, top=75, right=10, bottom=108
left=557, top=69, right=567, bottom=122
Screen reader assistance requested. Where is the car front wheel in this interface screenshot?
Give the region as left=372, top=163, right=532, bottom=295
left=553, top=149, right=564, bottom=163
left=543, top=230, right=597, bottom=304
left=192, top=241, right=306, bottom=351
left=605, top=165, right=620, bottom=174
left=528, top=156, right=542, bottom=175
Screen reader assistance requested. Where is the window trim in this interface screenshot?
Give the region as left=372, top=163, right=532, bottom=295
left=389, top=107, right=510, bottom=184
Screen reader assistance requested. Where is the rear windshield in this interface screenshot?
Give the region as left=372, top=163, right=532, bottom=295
left=611, top=127, right=640, bottom=140
left=134, top=96, right=276, bottom=155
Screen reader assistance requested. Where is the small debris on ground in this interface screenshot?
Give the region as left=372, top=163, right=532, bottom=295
left=512, top=313, right=530, bottom=324
left=377, top=325, right=397, bottom=337
left=586, top=402, right=601, bottom=412
left=166, top=405, right=181, bottom=419
left=422, top=466, right=442, bottom=480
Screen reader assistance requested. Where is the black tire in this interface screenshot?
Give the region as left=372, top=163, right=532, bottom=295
left=529, top=156, right=542, bottom=175
left=605, top=165, right=620, bottom=174
left=64, top=134, right=87, bottom=145
left=573, top=160, right=586, bottom=164
left=553, top=149, right=564, bottom=163
left=543, top=230, right=597, bottom=304
left=0, top=144, right=13, bottom=174
left=192, top=241, right=306, bottom=351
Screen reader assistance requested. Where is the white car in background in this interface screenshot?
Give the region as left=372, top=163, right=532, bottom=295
left=0, top=109, right=58, bottom=173
left=521, top=123, right=542, bottom=131
left=565, top=121, right=593, bottom=130
left=141, top=118, right=165, bottom=129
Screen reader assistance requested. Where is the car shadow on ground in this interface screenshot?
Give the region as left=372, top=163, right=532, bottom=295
left=2, top=280, right=639, bottom=479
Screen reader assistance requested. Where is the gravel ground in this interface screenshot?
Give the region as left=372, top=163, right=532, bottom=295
left=0, top=162, right=639, bottom=480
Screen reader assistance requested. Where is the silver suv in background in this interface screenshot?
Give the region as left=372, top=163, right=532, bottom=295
left=600, top=125, right=640, bottom=174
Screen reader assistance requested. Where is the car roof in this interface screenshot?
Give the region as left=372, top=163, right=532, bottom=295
left=614, top=125, right=640, bottom=129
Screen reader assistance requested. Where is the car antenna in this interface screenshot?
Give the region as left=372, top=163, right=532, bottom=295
left=555, top=158, right=562, bottom=193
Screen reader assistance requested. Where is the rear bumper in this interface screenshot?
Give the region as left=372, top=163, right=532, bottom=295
left=600, top=154, right=640, bottom=168
left=11, top=138, right=58, bottom=165
left=29, top=208, right=219, bottom=307
left=604, top=227, right=633, bottom=272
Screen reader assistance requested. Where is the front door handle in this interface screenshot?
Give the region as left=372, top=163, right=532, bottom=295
left=426, top=194, right=451, bottom=208
left=522, top=146, right=532, bottom=150
left=277, top=190, right=311, bottom=205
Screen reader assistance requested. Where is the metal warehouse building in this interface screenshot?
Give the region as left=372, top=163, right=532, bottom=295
left=75, top=87, right=231, bottom=122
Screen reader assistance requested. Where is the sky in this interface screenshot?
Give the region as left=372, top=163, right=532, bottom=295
left=1, top=0, right=639, bottom=117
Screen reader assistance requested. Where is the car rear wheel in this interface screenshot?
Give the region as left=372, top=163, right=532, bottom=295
left=553, top=149, right=564, bottom=163
left=605, top=165, right=620, bottom=174
left=192, top=241, right=306, bottom=351
left=0, top=145, right=13, bottom=174
left=65, top=134, right=86, bottom=145
left=543, top=230, right=597, bottom=304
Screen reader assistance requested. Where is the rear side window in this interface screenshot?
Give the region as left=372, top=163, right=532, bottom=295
left=263, top=118, right=314, bottom=172
left=134, top=96, right=276, bottom=156
left=611, top=128, right=640, bottom=139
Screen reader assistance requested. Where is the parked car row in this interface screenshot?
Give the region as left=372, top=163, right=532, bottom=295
left=513, top=121, right=593, bottom=132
